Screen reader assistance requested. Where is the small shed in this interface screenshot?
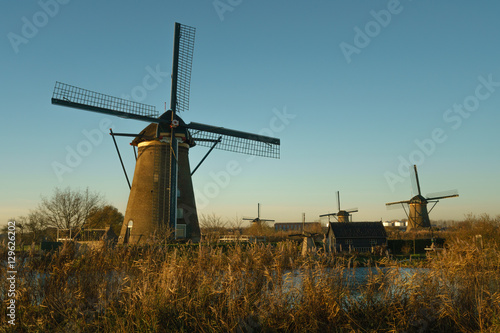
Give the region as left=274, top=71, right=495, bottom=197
left=325, top=221, right=387, bottom=253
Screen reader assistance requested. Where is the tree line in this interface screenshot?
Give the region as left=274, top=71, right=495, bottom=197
left=2, top=187, right=123, bottom=243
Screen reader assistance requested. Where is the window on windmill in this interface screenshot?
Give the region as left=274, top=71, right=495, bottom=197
left=177, top=208, right=184, bottom=219
left=176, top=224, right=186, bottom=238
left=370, top=239, right=377, bottom=246
left=177, top=189, right=181, bottom=198
left=346, top=239, right=353, bottom=245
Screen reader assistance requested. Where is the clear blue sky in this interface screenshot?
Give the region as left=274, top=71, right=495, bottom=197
left=1, top=0, right=499, bottom=228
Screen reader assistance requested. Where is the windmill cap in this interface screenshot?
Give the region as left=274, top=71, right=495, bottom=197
left=131, top=110, right=194, bottom=147
left=410, top=194, right=427, bottom=204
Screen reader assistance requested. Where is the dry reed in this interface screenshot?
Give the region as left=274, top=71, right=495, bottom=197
left=1, top=230, right=499, bottom=332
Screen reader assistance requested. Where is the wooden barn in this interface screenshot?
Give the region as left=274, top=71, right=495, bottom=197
left=325, top=222, right=387, bottom=253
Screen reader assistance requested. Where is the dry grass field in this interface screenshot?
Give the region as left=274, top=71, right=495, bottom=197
left=1, top=215, right=499, bottom=332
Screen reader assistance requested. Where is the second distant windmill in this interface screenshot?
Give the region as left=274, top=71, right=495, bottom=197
left=243, top=203, right=275, bottom=226
left=320, top=191, right=358, bottom=223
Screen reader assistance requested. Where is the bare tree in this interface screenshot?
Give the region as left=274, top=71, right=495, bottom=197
left=1, top=218, right=24, bottom=235
left=199, top=213, right=227, bottom=230
left=199, top=213, right=227, bottom=242
left=16, top=211, right=48, bottom=243
left=1, top=217, right=26, bottom=247
left=38, top=187, right=104, bottom=230
left=227, top=215, right=244, bottom=234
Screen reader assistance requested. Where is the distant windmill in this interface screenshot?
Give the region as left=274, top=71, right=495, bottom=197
left=51, top=22, right=280, bottom=244
left=243, top=203, right=275, bottom=226
left=386, top=165, right=458, bottom=230
left=320, top=191, right=358, bottom=223
left=289, top=213, right=318, bottom=256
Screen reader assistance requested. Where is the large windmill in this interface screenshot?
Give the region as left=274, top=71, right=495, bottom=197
left=51, top=22, right=280, bottom=243
left=386, top=165, right=458, bottom=230
left=243, top=203, right=275, bottom=226
left=319, top=191, right=358, bottom=223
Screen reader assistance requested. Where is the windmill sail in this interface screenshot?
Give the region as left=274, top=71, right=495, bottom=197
left=188, top=122, right=280, bottom=158
left=52, top=82, right=159, bottom=122
left=243, top=203, right=275, bottom=223
left=426, top=189, right=459, bottom=201
left=51, top=81, right=280, bottom=159
left=410, top=165, right=422, bottom=196
left=386, top=199, right=411, bottom=206
left=170, top=23, right=196, bottom=113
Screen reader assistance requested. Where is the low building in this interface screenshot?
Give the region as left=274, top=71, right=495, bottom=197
left=394, top=221, right=406, bottom=227
left=383, top=220, right=407, bottom=228
left=56, top=226, right=118, bottom=249
left=325, top=221, right=387, bottom=253
left=383, top=221, right=393, bottom=227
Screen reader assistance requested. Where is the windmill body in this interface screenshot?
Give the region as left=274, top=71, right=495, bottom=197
left=120, top=112, right=201, bottom=242
left=335, top=210, right=351, bottom=223
left=51, top=23, right=280, bottom=243
left=386, top=165, right=458, bottom=231
left=408, top=194, right=430, bottom=229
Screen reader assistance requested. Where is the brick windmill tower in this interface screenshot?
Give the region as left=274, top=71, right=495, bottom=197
left=51, top=23, right=280, bottom=243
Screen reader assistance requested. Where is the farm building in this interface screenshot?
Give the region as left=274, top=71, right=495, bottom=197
left=325, top=221, right=387, bottom=253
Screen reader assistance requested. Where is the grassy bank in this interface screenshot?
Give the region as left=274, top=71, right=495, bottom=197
left=1, top=236, right=500, bottom=332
